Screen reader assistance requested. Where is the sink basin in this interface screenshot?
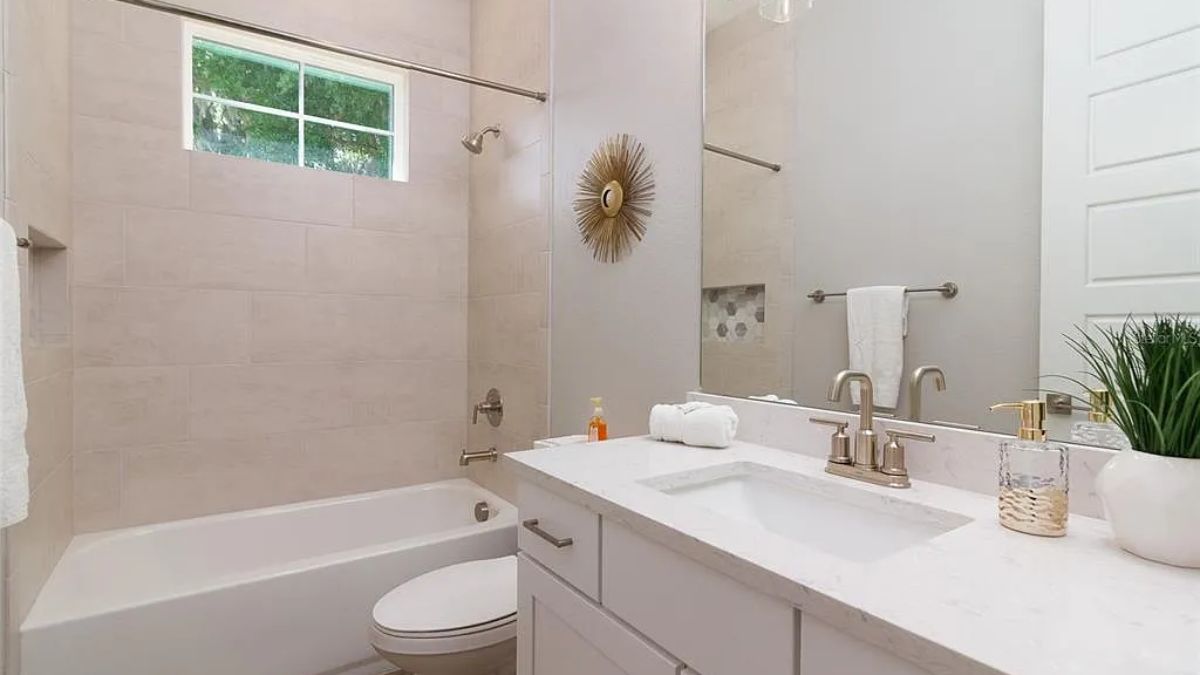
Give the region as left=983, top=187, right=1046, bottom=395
left=642, top=462, right=972, bottom=563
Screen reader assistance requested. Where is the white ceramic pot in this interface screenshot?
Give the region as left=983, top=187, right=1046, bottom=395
left=1095, top=448, right=1200, bottom=568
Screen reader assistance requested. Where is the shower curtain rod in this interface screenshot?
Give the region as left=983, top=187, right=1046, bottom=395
left=114, top=0, right=549, bottom=102
left=704, top=143, right=782, bottom=172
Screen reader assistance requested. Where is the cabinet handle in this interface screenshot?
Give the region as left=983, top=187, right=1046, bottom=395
left=522, top=518, right=574, bottom=548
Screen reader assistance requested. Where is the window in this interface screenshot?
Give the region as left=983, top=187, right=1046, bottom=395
left=183, top=23, right=409, bottom=181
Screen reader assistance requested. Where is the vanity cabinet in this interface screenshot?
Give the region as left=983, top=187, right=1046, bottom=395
left=518, top=554, right=680, bottom=675
left=517, top=480, right=934, bottom=675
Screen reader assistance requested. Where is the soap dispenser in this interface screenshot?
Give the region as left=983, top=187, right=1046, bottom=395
left=1071, top=389, right=1131, bottom=450
left=990, top=401, right=1069, bottom=537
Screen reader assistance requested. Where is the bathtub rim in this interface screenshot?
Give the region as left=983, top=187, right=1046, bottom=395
left=23, top=478, right=516, bottom=632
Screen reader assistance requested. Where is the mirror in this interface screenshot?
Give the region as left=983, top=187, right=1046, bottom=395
left=701, top=0, right=1200, bottom=447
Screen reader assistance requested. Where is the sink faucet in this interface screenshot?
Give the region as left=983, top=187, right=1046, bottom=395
left=814, top=370, right=936, bottom=489
left=908, top=366, right=946, bottom=422
left=827, top=370, right=878, bottom=468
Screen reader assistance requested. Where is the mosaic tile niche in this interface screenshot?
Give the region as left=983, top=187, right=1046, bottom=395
left=703, top=284, right=765, bottom=343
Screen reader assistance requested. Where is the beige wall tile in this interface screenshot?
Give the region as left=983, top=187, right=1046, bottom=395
left=23, top=371, right=74, bottom=491
left=75, top=366, right=190, bottom=450
left=188, top=363, right=354, bottom=439
left=251, top=293, right=466, bottom=363
left=74, top=286, right=251, bottom=366
left=301, top=421, right=465, bottom=498
left=469, top=294, right=545, bottom=368
left=118, top=434, right=309, bottom=525
left=73, top=116, right=190, bottom=208
left=6, top=459, right=73, bottom=623
left=305, top=226, right=457, bottom=296
left=351, top=361, right=467, bottom=426
left=352, top=174, right=468, bottom=236
left=120, top=3, right=182, bottom=52
left=72, top=202, right=125, bottom=284
left=71, top=28, right=181, bottom=130
left=73, top=450, right=122, bottom=533
left=190, top=152, right=354, bottom=226
left=125, top=207, right=307, bottom=290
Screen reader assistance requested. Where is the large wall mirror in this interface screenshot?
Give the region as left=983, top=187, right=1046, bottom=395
left=701, top=0, right=1200, bottom=447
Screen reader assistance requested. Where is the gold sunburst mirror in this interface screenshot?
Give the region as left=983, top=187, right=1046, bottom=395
left=574, top=134, right=655, bottom=263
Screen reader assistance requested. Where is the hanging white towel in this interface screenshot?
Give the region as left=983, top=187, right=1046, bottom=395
left=846, top=286, right=907, bottom=410
left=0, top=219, right=28, bottom=528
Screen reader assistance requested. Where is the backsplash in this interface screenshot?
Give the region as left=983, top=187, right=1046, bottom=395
left=690, top=392, right=1117, bottom=519
left=702, top=284, right=765, bottom=343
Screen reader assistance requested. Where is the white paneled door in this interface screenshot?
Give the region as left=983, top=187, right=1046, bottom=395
left=1040, top=0, right=1200, bottom=389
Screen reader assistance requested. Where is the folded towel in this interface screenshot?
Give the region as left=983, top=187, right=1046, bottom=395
left=649, top=402, right=738, bottom=449
left=846, top=286, right=907, bottom=409
left=749, top=394, right=799, bottom=405
left=680, top=405, right=739, bottom=449
left=0, top=219, right=28, bottom=528
left=649, top=402, right=709, bottom=442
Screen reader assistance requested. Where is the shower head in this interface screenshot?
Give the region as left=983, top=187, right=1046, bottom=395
left=461, top=125, right=502, bottom=154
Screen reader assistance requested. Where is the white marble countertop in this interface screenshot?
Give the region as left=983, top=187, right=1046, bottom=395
left=505, top=436, right=1200, bottom=675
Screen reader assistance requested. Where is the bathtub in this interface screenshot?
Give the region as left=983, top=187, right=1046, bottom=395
left=21, top=478, right=516, bottom=675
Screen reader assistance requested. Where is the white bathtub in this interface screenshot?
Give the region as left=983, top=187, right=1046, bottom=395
left=21, top=478, right=516, bottom=675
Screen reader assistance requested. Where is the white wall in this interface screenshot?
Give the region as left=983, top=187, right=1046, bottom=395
left=549, top=0, right=704, bottom=437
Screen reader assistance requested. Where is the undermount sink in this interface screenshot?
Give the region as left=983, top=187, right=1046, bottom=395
left=642, top=462, right=972, bottom=563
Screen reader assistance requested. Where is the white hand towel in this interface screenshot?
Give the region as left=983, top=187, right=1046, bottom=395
left=0, top=220, right=28, bottom=528
left=679, top=405, right=739, bottom=449
left=846, top=286, right=908, bottom=410
left=649, top=402, right=710, bottom=442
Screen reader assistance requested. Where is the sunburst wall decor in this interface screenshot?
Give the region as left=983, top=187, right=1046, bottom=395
left=574, top=134, right=656, bottom=263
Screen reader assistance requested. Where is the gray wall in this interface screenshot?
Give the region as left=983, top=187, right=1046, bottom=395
left=788, top=0, right=1044, bottom=429
left=549, top=0, right=704, bottom=437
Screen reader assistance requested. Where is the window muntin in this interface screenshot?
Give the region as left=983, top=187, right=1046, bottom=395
left=183, top=24, right=408, bottom=181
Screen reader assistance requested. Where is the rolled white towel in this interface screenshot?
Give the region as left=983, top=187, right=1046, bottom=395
left=680, top=405, right=739, bottom=449
left=648, top=402, right=711, bottom=442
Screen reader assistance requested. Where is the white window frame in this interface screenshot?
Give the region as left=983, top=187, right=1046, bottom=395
left=182, top=21, right=410, bottom=182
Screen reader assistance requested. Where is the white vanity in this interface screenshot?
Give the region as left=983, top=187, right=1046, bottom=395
left=505, top=420, right=1199, bottom=675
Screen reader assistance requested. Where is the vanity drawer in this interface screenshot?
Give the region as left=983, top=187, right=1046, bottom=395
left=602, top=520, right=795, bottom=675
left=517, top=481, right=601, bottom=600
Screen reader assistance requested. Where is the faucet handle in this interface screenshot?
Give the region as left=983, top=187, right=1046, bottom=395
left=880, top=429, right=935, bottom=478
left=810, top=417, right=852, bottom=465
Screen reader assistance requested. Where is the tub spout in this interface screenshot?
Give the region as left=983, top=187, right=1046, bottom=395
left=459, top=447, right=499, bottom=466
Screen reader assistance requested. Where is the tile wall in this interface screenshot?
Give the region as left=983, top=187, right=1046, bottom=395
left=69, top=0, right=474, bottom=531
left=464, top=0, right=551, bottom=499
left=2, top=0, right=74, bottom=668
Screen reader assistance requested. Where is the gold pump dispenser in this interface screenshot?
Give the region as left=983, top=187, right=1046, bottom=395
left=990, top=399, right=1069, bottom=537
left=989, top=400, right=1046, bottom=441
left=1088, top=389, right=1111, bottom=423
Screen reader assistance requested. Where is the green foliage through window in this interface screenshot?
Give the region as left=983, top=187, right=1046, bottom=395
left=190, top=35, right=398, bottom=180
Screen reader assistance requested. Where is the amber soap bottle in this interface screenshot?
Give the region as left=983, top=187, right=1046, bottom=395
left=587, top=397, right=608, bottom=442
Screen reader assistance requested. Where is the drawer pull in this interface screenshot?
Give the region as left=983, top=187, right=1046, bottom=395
left=523, top=518, right=574, bottom=548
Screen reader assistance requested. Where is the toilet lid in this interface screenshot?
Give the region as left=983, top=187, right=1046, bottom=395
left=373, top=555, right=517, bottom=635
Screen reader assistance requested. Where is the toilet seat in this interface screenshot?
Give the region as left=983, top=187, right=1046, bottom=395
left=371, top=555, right=517, bottom=657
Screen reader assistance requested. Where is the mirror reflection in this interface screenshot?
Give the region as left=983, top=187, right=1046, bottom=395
left=701, top=0, right=1200, bottom=446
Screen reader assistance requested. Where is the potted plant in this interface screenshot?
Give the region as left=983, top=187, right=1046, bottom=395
left=1063, top=316, right=1200, bottom=568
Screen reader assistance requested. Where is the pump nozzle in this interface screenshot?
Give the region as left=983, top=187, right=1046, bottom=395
left=990, top=400, right=1047, bottom=441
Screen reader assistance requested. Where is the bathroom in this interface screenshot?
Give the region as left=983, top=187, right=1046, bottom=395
left=0, top=0, right=1196, bottom=673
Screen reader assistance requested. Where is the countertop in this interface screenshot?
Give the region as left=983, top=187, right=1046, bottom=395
left=505, top=436, right=1200, bottom=675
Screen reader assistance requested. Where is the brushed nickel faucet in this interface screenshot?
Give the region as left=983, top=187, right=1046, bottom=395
left=828, top=370, right=879, bottom=467
left=815, top=370, right=935, bottom=489
left=908, top=366, right=946, bottom=422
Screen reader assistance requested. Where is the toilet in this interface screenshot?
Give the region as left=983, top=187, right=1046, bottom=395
left=371, top=555, right=518, bottom=675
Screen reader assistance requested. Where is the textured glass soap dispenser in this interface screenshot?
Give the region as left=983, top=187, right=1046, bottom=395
left=990, top=401, right=1069, bottom=537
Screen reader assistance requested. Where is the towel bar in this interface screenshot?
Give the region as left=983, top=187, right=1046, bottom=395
left=808, top=282, right=958, bottom=304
